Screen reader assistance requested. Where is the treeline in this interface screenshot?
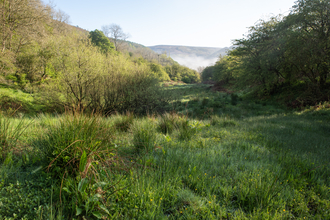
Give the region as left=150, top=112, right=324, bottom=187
left=203, top=0, right=330, bottom=106
left=0, top=0, right=200, bottom=114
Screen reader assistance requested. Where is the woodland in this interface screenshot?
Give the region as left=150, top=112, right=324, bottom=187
left=202, top=0, right=330, bottom=107
left=0, top=0, right=329, bottom=219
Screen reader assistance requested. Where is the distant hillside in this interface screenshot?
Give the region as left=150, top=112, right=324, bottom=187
left=70, top=25, right=229, bottom=69
left=70, top=25, right=176, bottom=66
left=148, top=45, right=233, bottom=70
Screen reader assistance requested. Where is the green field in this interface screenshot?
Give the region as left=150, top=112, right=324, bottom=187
left=0, top=84, right=329, bottom=219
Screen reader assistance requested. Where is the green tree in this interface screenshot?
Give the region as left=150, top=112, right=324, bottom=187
left=231, top=16, right=286, bottom=87
left=149, top=62, right=170, bottom=81
left=284, top=0, right=330, bottom=89
left=0, top=0, right=52, bottom=81
left=88, top=29, right=115, bottom=54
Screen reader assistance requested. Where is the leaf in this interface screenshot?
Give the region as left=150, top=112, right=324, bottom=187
left=93, top=181, right=107, bottom=189
left=62, top=187, right=71, bottom=194
left=99, top=204, right=110, bottom=215
left=79, top=150, right=87, bottom=173
left=88, top=193, right=102, bottom=203
left=78, top=178, right=89, bottom=193
left=92, top=211, right=103, bottom=219
left=76, top=207, right=83, bottom=216
left=30, top=166, right=43, bottom=174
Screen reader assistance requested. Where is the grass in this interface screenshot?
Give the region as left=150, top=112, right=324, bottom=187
left=0, top=84, right=329, bottom=219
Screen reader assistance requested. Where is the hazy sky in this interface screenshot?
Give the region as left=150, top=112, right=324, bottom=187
left=47, top=0, right=296, bottom=48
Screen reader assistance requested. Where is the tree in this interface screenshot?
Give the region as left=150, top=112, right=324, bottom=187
left=231, top=15, right=290, bottom=87
left=89, top=29, right=115, bottom=54
left=41, top=33, right=106, bottom=110
left=0, top=0, right=52, bottom=78
left=149, top=62, right=170, bottom=81
left=101, top=24, right=129, bottom=52
left=197, top=66, right=205, bottom=75
left=284, top=0, right=330, bottom=89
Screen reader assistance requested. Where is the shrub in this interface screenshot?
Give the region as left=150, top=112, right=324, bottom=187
left=41, top=33, right=171, bottom=115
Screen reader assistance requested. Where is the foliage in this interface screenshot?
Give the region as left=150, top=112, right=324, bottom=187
left=149, top=62, right=171, bottom=81
left=0, top=0, right=71, bottom=87
left=0, top=176, right=55, bottom=219
left=201, top=55, right=241, bottom=83
left=165, top=63, right=200, bottom=83
left=89, top=29, right=115, bottom=54
left=61, top=177, right=110, bottom=219
left=204, top=0, right=330, bottom=106
left=0, top=93, right=35, bottom=114
left=30, top=32, right=169, bottom=115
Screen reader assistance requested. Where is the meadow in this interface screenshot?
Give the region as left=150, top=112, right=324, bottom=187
left=0, top=84, right=329, bottom=219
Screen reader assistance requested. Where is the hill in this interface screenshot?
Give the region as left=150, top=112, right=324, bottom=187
left=148, top=45, right=233, bottom=70
left=72, top=25, right=177, bottom=66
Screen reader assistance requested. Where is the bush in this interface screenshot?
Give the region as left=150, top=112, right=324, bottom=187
left=40, top=33, right=171, bottom=115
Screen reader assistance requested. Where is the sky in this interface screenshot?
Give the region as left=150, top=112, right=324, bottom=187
left=46, top=0, right=296, bottom=48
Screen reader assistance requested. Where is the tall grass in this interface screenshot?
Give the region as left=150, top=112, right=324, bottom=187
left=0, top=85, right=329, bottom=219
left=0, top=112, right=31, bottom=160
left=33, top=113, right=114, bottom=177
left=131, top=118, right=157, bottom=153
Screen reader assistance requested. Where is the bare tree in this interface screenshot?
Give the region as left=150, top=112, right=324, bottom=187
left=197, top=66, right=205, bottom=75
left=101, top=24, right=130, bottom=52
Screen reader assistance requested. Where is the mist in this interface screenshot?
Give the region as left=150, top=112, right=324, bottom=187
left=171, top=55, right=218, bottom=70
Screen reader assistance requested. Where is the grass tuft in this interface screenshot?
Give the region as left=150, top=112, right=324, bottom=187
left=132, top=118, right=157, bottom=153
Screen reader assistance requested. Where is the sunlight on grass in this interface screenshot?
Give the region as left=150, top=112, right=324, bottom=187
left=0, top=85, right=329, bottom=219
